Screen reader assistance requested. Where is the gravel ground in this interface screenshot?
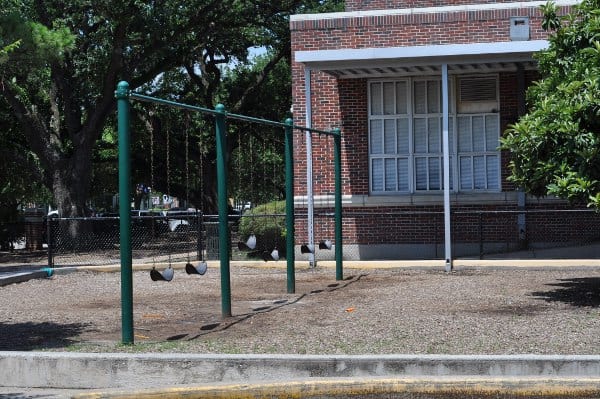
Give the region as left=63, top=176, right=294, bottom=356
left=0, top=265, right=599, bottom=354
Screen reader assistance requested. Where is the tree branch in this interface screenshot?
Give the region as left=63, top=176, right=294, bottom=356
left=231, top=47, right=287, bottom=113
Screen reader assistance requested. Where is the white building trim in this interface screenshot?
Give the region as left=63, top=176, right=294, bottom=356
left=296, top=40, right=548, bottom=65
left=291, top=0, right=579, bottom=21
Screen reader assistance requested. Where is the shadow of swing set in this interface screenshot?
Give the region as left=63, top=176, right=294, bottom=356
left=116, top=81, right=343, bottom=344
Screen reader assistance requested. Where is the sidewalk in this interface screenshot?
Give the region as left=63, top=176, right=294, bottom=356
left=1, top=353, right=600, bottom=398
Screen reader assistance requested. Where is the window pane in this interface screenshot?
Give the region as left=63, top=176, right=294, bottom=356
left=396, top=81, right=408, bottom=114
left=385, top=158, right=396, bottom=191
left=414, top=81, right=426, bottom=114
left=372, top=159, right=383, bottom=191
left=370, top=120, right=383, bottom=154
left=415, top=157, right=427, bottom=190
left=472, top=116, right=485, bottom=152
left=428, top=117, right=441, bottom=153
left=457, top=116, right=471, bottom=152
left=370, top=83, right=382, bottom=115
left=473, top=155, right=485, bottom=189
left=427, top=80, right=440, bottom=113
left=429, top=157, right=441, bottom=190
left=460, top=156, right=472, bottom=190
left=398, top=158, right=409, bottom=191
left=486, top=155, right=499, bottom=189
left=414, top=118, right=427, bottom=153
left=448, top=117, right=454, bottom=150
left=384, top=119, right=396, bottom=154
left=485, top=114, right=499, bottom=151
left=383, top=82, right=395, bottom=115
left=397, top=118, right=409, bottom=154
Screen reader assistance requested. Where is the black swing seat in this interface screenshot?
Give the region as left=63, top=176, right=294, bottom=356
left=150, top=266, right=174, bottom=282
left=238, top=241, right=253, bottom=251
left=186, top=261, right=207, bottom=275
left=319, top=240, right=333, bottom=250
left=262, top=248, right=280, bottom=262
left=237, top=234, right=257, bottom=251
left=301, top=244, right=314, bottom=254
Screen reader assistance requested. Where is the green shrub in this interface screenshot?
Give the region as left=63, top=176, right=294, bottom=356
left=238, top=200, right=286, bottom=254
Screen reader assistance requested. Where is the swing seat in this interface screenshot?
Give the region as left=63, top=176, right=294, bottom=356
left=319, top=240, right=333, bottom=250
left=186, top=261, right=207, bottom=275
left=237, top=234, right=257, bottom=251
left=301, top=244, right=314, bottom=254
left=150, top=266, right=174, bottom=282
left=262, top=248, right=279, bottom=262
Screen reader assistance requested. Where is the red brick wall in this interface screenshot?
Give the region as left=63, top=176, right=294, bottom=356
left=294, top=205, right=600, bottom=250
left=290, top=2, right=583, bottom=256
left=346, top=0, right=538, bottom=12
left=291, top=7, right=555, bottom=46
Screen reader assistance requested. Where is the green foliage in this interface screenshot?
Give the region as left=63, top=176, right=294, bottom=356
left=0, top=40, right=21, bottom=64
left=501, top=0, right=600, bottom=209
left=238, top=200, right=286, bottom=251
left=0, top=0, right=344, bottom=218
left=0, top=12, right=75, bottom=70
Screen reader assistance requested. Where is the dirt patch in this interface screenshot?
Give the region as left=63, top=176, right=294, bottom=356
left=0, top=266, right=599, bottom=354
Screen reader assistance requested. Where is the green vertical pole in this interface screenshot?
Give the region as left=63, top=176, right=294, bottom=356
left=215, top=104, right=232, bottom=318
left=333, top=129, right=343, bottom=281
left=284, top=118, right=295, bottom=294
left=116, top=81, right=134, bottom=344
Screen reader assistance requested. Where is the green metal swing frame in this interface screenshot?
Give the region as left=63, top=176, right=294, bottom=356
left=116, top=81, right=343, bottom=344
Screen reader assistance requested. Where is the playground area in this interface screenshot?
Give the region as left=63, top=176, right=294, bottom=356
left=1, top=264, right=599, bottom=354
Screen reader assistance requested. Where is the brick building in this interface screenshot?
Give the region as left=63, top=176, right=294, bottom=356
left=290, top=0, right=600, bottom=262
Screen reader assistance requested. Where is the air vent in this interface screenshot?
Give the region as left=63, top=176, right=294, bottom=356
left=459, top=77, right=497, bottom=102
left=457, top=76, right=498, bottom=113
left=510, top=17, right=530, bottom=41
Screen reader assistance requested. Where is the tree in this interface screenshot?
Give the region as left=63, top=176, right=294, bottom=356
left=501, top=0, right=600, bottom=208
left=0, top=23, right=51, bottom=249
left=1, top=0, right=343, bottom=218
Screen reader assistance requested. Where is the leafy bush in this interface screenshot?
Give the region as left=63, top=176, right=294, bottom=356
left=238, top=200, right=286, bottom=254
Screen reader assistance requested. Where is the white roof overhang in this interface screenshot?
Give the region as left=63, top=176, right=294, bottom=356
left=295, top=40, right=548, bottom=78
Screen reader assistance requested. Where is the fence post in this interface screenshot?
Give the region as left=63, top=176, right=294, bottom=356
left=197, top=211, right=202, bottom=261
left=479, top=212, right=483, bottom=259
left=285, top=118, right=295, bottom=294
left=46, top=217, right=53, bottom=268
left=333, top=128, right=343, bottom=281
left=116, top=81, right=134, bottom=345
left=215, top=104, right=232, bottom=318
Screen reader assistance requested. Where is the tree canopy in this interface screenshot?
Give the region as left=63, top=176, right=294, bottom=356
left=501, top=0, right=600, bottom=208
left=0, top=0, right=343, bottom=218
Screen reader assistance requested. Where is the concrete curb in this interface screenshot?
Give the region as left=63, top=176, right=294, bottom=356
left=0, top=269, right=53, bottom=287
left=1, top=353, right=600, bottom=390
left=72, top=376, right=600, bottom=399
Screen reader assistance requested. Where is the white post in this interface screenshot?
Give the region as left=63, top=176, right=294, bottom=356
left=442, top=63, right=452, bottom=272
left=304, top=68, right=315, bottom=267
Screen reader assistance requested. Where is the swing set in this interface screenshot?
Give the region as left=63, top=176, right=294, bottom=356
left=116, top=81, right=342, bottom=345
left=147, top=112, right=208, bottom=281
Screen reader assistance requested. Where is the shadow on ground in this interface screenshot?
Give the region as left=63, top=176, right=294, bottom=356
left=532, top=277, right=600, bottom=307
left=0, top=321, right=90, bottom=351
left=164, top=274, right=368, bottom=342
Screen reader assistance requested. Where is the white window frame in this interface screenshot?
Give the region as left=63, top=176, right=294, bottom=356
left=368, top=75, right=501, bottom=195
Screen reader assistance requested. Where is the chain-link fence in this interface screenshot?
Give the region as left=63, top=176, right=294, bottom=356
left=48, top=213, right=204, bottom=267
left=48, top=212, right=287, bottom=267
left=43, top=208, right=600, bottom=267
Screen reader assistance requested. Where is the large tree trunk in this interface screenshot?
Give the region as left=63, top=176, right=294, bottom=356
left=52, top=158, right=92, bottom=218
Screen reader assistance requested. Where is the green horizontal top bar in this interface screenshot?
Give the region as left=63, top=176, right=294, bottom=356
left=129, top=91, right=339, bottom=137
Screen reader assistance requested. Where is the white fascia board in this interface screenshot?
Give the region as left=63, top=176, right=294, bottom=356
left=295, top=40, right=548, bottom=66
left=291, top=0, right=579, bottom=21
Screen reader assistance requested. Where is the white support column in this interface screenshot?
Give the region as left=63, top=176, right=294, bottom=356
left=304, top=68, right=315, bottom=267
left=442, top=63, right=453, bottom=272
